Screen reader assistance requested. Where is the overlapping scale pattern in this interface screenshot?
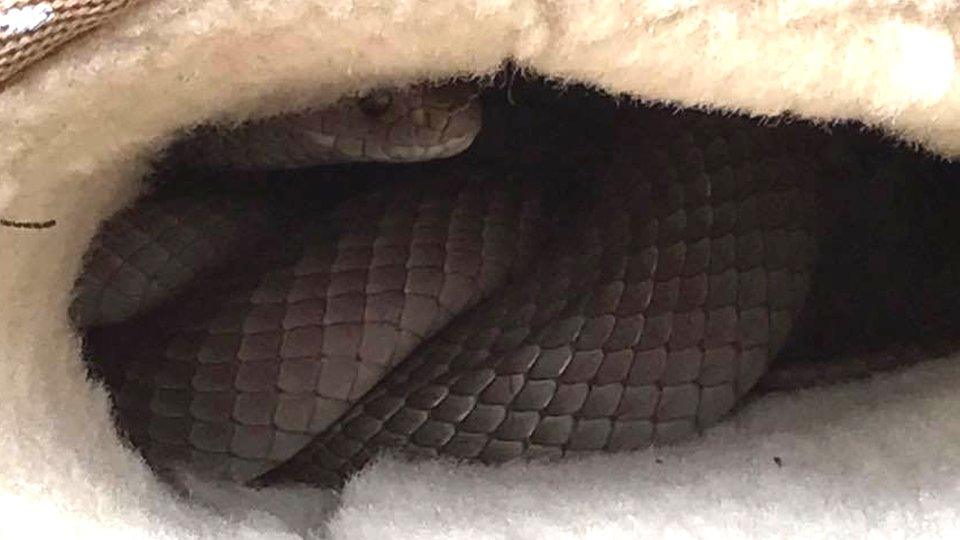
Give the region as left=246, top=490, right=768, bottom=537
left=93, top=175, right=543, bottom=481
left=71, top=197, right=276, bottom=327
left=260, top=111, right=822, bottom=488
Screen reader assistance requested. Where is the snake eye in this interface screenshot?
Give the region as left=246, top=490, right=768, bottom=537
left=359, top=90, right=393, bottom=117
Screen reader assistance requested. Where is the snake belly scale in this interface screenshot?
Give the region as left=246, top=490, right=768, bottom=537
left=80, top=80, right=826, bottom=487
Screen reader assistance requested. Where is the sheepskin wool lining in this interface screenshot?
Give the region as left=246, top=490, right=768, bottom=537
left=3, top=1, right=960, bottom=537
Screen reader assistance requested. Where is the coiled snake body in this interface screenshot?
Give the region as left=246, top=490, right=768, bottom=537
left=78, top=79, right=920, bottom=488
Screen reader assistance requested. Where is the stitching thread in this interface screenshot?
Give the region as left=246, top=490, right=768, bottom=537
left=1, top=217, right=57, bottom=229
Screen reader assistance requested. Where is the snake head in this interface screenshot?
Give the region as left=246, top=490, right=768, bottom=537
left=167, top=82, right=483, bottom=170
left=315, top=81, right=483, bottom=162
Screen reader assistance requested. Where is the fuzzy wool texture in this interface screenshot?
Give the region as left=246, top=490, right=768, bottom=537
left=2, top=0, right=960, bottom=537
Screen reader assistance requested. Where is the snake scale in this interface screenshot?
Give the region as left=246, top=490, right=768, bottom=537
left=75, top=76, right=960, bottom=489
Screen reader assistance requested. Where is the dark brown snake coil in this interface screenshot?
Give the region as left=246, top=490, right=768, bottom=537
left=80, top=80, right=956, bottom=489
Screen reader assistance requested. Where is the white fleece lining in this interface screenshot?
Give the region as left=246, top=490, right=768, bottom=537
left=2, top=0, right=960, bottom=537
